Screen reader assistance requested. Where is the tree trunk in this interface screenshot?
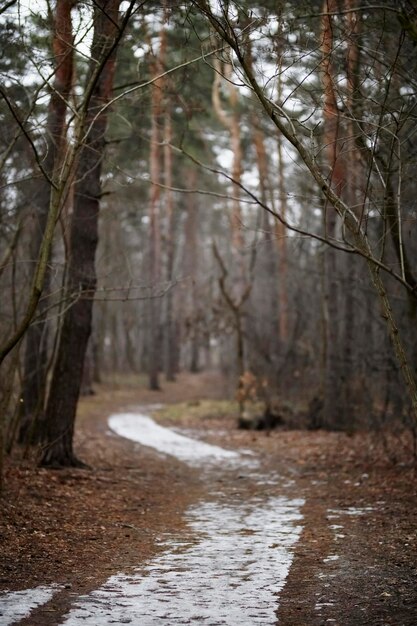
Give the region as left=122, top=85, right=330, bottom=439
left=182, top=167, right=200, bottom=373
left=275, top=14, right=289, bottom=345
left=276, top=130, right=289, bottom=344
left=163, top=109, right=176, bottom=382
left=147, top=24, right=167, bottom=391
left=321, top=0, right=345, bottom=429
left=340, top=0, right=360, bottom=428
left=251, top=115, right=279, bottom=374
left=212, top=55, right=245, bottom=283
left=212, top=51, right=250, bottom=397
left=19, top=0, right=75, bottom=444
left=41, top=0, right=121, bottom=467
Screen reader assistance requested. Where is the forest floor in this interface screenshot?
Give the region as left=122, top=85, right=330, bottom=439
left=1, top=371, right=417, bottom=625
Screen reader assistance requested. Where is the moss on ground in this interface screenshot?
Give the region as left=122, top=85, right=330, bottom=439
left=153, top=399, right=241, bottom=425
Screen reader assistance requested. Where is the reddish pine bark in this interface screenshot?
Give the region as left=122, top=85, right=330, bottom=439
left=41, top=0, right=121, bottom=467
left=163, top=109, right=177, bottom=381
left=340, top=0, right=360, bottom=426
left=20, top=0, right=75, bottom=443
left=321, top=0, right=345, bottom=428
left=147, top=23, right=167, bottom=391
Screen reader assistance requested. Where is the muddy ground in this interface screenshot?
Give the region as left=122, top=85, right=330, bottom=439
left=1, top=372, right=416, bottom=625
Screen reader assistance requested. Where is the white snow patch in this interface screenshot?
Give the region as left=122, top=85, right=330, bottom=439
left=315, top=602, right=335, bottom=610
left=108, top=412, right=243, bottom=467
left=327, top=507, right=375, bottom=517
left=0, top=585, right=60, bottom=625
left=59, top=496, right=304, bottom=625
left=323, top=555, right=340, bottom=563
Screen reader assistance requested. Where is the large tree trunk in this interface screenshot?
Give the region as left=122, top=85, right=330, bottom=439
left=321, top=0, right=345, bottom=429
left=41, top=0, right=121, bottom=467
left=19, top=0, right=75, bottom=444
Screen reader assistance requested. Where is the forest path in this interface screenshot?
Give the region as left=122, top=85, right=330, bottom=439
left=2, top=402, right=304, bottom=626
left=1, top=372, right=416, bottom=625
left=55, top=410, right=304, bottom=624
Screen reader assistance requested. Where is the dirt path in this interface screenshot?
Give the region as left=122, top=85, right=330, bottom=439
left=52, top=416, right=304, bottom=625
left=1, top=372, right=416, bottom=625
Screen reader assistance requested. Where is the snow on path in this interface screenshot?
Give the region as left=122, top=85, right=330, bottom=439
left=60, top=496, right=303, bottom=626
left=0, top=411, right=304, bottom=626
left=108, top=412, right=242, bottom=466
left=0, top=586, right=61, bottom=626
